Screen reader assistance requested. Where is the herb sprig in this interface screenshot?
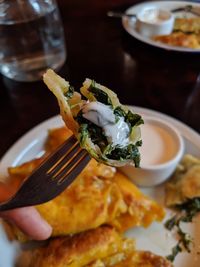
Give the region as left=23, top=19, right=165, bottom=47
left=165, top=197, right=200, bottom=262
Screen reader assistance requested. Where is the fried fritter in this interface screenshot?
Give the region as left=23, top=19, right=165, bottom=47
left=153, top=17, right=200, bottom=49
left=174, top=18, right=200, bottom=34
left=17, top=226, right=172, bottom=267
left=153, top=32, right=200, bottom=49
left=165, top=154, right=200, bottom=206
left=6, top=162, right=164, bottom=241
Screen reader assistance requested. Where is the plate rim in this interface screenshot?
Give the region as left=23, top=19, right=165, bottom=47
left=122, top=0, right=200, bottom=53
left=0, top=115, right=64, bottom=177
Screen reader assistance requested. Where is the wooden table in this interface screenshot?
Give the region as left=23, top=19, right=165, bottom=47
left=1, top=0, right=200, bottom=159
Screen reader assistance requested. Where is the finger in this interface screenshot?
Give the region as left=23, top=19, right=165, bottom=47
left=1, top=207, right=52, bottom=240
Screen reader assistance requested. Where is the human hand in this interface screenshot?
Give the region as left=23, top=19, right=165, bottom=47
left=0, top=182, right=52, bottom=240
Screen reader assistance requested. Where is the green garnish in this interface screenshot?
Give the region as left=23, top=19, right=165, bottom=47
left=165, top=215, right=177, bottom=230
left=166, top=243, right=182, bottom=262
left=177, top=227, right=192, bottom=252
left=178, top=197, right=200, bottom=220
left=165, top=197, right=200, bottom=262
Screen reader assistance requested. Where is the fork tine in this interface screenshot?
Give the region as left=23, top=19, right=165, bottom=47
left=47, top=141, right=79, bottom=176
left=37, top=135, right=77, bottom=174
left=52, top=146, right=83, bottom=179
left=57, top=152, right=90, bottom=186
left=56, top=149, right=89, bottom=184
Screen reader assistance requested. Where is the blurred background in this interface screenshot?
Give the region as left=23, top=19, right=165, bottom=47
left=0, top=0, right=200, bottom=158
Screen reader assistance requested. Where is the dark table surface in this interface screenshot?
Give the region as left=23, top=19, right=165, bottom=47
left=1, top=0, right=200, bottom=160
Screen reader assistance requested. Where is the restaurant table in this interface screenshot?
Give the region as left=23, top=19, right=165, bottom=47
left=1, top=0, right=200, bottom=160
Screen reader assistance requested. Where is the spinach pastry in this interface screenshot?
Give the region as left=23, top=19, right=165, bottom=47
left=43, top=69, right=143, bottom=167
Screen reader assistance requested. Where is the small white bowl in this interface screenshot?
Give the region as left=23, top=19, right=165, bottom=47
left=136, top=7, right=174, bottom=38
left=120, top=116, right=184, bottom=187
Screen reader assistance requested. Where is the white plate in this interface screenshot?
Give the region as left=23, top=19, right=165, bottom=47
left=0, top=107, right=200, bottom=267
left=122, top=1, right=200, bottom=52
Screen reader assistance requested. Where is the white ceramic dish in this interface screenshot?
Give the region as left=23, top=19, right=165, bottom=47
left=136, top=7, right=174, bottom=37
left=0, top=106, right=200, bottom=267
left=122, top=1, right=200, bottom=53
left=120, top=115, right=184, bottom=187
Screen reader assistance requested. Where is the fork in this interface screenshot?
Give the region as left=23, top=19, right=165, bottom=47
left=0, top=135, right=90, bottom=211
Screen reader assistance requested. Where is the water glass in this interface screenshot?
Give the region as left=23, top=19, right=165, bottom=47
left=0, top=0, right=66, bottom=81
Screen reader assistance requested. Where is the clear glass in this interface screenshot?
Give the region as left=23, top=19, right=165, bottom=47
left=0, top=0, right=66, bottom=81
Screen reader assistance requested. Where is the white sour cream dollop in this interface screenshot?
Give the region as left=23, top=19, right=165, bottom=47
left=82, top=102, right=130, bottom=146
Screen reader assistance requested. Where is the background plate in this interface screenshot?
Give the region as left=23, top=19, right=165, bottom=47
left=122, top=1, right=200, bottom=52
left=0, top=106, right=200, bottom=267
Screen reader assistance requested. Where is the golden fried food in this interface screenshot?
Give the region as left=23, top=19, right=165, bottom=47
left=18, top=226, right=172, bottom=267
left=153, top=17, right=200, bottom=49
left=165, top=154, right=200, bottom=206
left=89, top=251, right=173, bottom=267
left=45, top=126, right=72, bottom=152
left=174, top=18, right=200, bottom=34
left=153, top=32, right=200, bottom=49
left=18, top=226, right=134, bottom=267
left=6, top=160, right=164, bottom=241
left=112, top=172, right=164, bottom=230
left=7, top=127, right=72, bottom=190
left=8, top=158, right=44, bottom=183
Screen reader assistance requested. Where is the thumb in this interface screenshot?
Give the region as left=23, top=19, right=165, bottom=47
left=1, top=207, right=52, bottom=240
left=0, top=182, right=52, bottom=240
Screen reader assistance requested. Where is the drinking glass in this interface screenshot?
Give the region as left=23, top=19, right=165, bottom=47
left=0, top=0, right=66, bottom=81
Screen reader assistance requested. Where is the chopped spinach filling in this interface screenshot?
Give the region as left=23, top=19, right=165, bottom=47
left=125, top=110, right=144, bottom=127
left=88, top=82, right=143, bottom=128
left=75, top=81, right=143, bottom=165
left=103, top=142, right=141, bottom=167
left=76, top=108, right=142, bottom=165
left=64, top=85, right=74, bottom=99
left=76, top=111, right=108, bottom=150
left=166, top=244, right=182, bottom=262
left=114, top=106, right=126, bottom=118
left=89, top=80, right=112, bottom=106
left=114, top=106, right=144, bottom=128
